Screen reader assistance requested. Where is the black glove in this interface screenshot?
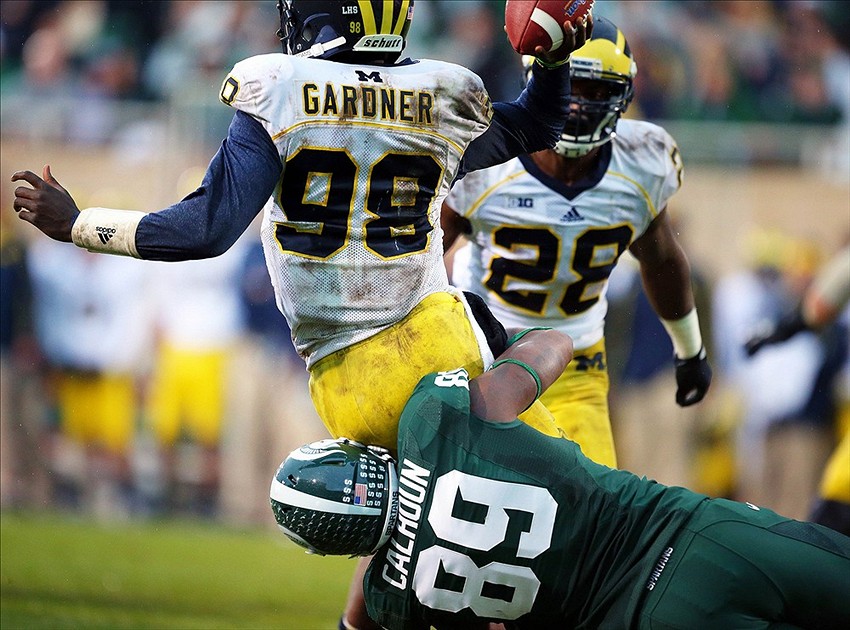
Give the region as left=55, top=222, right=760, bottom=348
left=674, top=347, right=712, bottom=407
left=462, top=291, right=508, bottom=357
left=744, top=311, right=807, bottom=357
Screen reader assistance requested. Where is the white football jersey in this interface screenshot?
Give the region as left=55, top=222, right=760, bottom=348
left=222, top=54, right=493, bottom=365
left=446, top=119, right=683, bottom=350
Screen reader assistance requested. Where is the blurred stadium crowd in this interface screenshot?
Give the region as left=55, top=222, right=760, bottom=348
left=1, top=1, right=848, bottom=122
left=1, top=1, right=848, bottom=530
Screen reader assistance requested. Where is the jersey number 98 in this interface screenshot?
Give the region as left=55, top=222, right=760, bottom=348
left=275, top=147, right=442, bottom=260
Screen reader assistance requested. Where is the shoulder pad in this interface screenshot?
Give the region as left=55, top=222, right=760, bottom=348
left=616, top=119, right=681, bottom=178
left=219, top=53, right=295, bottom=123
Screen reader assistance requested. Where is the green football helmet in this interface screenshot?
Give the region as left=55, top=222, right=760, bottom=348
left=270, top=438, right=399, bottom=556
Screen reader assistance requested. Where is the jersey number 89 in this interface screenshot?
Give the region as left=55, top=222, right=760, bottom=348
left=412, top=470, right=557, bottom=620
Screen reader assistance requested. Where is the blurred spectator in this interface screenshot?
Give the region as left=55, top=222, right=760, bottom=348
left=711, top=228, right=833, bottom=519
left=607, top=249, right=713, bottom=489
left=0, top=1, right=61, bottom=73
left=219, top=231, right=327, bottom=526
left=144, top=237, right=247, bottom=518
left=0, top=215, right=50, bottom=509
left=26, top=238, right=154, bottom=519
left=745, top=241, right=850, bottom=535
left=141, top=1, right=272, bottom=102
left=598, top=0, right=845, bottom=126
left=3, top=1, right=847, bottom=155
left=1, top=1, right=151, bottom=143
left=426, top=0, right=521, bottom=102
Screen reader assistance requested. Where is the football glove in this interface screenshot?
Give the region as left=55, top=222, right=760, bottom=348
left=674, top=347, right=712, bottom=407
left=744, top=311, right=807, bottom=357
left=463, top=291, right=508, bottom=357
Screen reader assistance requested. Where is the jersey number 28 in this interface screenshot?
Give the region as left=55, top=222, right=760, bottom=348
left=486, top=225, right=633, bottom=315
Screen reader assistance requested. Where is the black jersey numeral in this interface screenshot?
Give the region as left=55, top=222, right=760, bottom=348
left=485, top=225, right=633, bottom=316
left=275, top=148, right=442, bottom=259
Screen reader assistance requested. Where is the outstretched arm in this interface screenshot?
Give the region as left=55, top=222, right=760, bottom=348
left=746, top=243, right=850, bottom=355
left=630, top=209, right=712, bottom=406
left=12, top=110, right=281, bottom=261
left=458, top=17, right=593, bottom=176
left=469, top=328, right=573, bottom=423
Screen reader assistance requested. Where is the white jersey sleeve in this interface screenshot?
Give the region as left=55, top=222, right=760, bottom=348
left=446, top=119, right=683, bottom=350
left=610, top=119, right=683, bottom=220
left=218, top=54, right=493, bottom=366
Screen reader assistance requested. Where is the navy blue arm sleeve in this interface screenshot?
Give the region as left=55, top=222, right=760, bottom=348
left=136, top=110, right=282, bottom=261
left=457, top=61, right=570, bottom=178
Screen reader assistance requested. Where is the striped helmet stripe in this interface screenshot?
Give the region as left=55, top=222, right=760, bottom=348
left=270, top=478, right=381, bottom=516
left=393, top=0, right=411, bottom=35
left=615, top=28, right=626, bottom=54
left=380, top=0, right=395, bottom=34
left=358, top=0, right=378, bottom=35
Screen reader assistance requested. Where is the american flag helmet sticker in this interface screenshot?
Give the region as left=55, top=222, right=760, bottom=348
left=354, top=483, right=368, bottom=505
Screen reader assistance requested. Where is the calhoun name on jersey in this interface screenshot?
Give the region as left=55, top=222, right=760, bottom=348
left=446, top=118, right=683, bottom=352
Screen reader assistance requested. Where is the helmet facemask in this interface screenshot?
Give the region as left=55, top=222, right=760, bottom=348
left=555, top=74, right=634, bottom=158
left=270, top=438, right=399, bottom=557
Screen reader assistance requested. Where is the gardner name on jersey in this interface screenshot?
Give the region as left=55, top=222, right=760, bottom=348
left=300, top=82, right=434, bottom=125
left=221, top=54, right=493, bottom=366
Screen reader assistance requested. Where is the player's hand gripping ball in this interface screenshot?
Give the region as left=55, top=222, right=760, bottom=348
left=505, top=0, right=594, bottom=55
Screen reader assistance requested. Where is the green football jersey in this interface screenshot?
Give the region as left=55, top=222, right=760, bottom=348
left=364, top=369, right=707, bottom=629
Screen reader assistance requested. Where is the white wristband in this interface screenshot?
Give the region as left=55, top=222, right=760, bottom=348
left=71, top=207, right=145, bottom=258
left=661, top=308, right=703, bottom=360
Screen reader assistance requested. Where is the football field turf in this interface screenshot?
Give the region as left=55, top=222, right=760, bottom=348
left=1, top=512, right=356, bottom=629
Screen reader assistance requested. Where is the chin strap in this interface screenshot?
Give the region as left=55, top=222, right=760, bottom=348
left=296, top=36, right=347, bottom=58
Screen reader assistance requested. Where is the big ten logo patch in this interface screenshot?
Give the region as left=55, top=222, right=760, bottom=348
left=509, top=197, right=534, bottom=209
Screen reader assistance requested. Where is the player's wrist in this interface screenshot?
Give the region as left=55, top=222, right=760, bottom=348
left=490, top=358, right=542, bottom=411
left=506, top=327, right=553, bottom=348
left=534, top=55, right=570, bottom=69
left=71, top=207, right=145, bottom=258
left=661, top=308, right=703, bottom=360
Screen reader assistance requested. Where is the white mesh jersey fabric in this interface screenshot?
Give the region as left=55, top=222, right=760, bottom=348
left=222, top=54, right=492, bottom=366
left=446, top=119, right=682, bottom=351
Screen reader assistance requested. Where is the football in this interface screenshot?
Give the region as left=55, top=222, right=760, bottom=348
left=505, top=0, right=594, bottom=55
